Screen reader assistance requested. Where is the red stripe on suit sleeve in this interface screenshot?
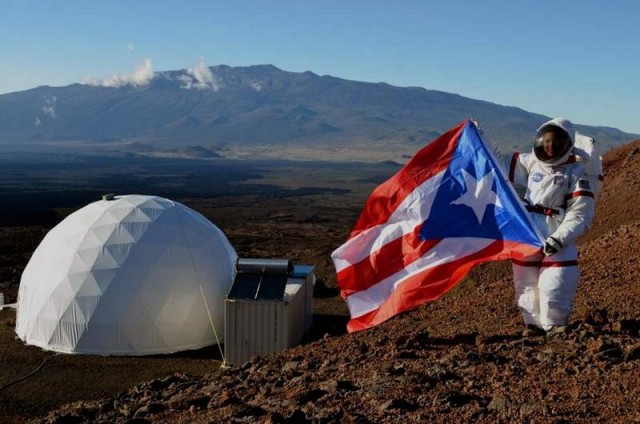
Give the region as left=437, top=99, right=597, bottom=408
left=565, top=191, right=594, bottom=201
left=508, top=152, right=520, bottom=182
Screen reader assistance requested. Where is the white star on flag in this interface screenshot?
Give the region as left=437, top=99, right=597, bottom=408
left=451, top=168, right=503, bottom=223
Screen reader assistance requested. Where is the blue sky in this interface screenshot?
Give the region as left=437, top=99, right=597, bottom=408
left=1, top=0, right=639, bottom=133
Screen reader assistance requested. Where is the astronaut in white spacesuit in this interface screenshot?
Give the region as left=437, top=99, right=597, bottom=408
left=505, top=118, right=596, bottom=336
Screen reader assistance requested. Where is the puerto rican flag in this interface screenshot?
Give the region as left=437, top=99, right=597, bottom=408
left=331, top=120, right=544, bottom=332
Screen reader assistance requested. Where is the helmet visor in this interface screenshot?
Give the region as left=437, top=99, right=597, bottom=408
left=533, top=126, right=571, bottom=164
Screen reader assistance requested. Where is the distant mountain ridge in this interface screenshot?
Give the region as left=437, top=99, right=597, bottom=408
left=0, top=64, right=636, bottom=160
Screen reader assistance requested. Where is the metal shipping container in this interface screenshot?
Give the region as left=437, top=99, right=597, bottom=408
left=224, top=258, right=314, bottom=366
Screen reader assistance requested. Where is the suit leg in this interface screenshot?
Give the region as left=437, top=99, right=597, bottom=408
left=512, top=255, right=543, bottom=327
left=538, top=245, right=579, bottom=330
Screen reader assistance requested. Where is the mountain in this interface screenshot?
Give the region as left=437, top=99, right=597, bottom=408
left=0, top=65, right=636, bottom=160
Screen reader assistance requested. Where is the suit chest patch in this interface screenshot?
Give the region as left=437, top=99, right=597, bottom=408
left=531, top=172, right=543, bottom=183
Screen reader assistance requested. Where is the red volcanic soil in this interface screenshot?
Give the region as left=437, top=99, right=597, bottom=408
left=2, top=141, right=640, bottom=423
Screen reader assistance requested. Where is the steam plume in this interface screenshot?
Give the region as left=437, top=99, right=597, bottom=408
left=87, top=58, right=154, bottom=88
left=178, top=57, right=221, bottom=91
left=42, top=96, right=57, bottom=119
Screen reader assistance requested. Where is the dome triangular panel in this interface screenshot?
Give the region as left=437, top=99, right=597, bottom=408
left=16, top=195, right=237, bottom=355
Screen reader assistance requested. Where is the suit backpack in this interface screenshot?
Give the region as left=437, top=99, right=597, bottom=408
left=573, top=132, right=604, bottom=199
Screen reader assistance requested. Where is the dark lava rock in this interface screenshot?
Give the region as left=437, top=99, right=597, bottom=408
left=379, top=398, right=417, bottom=412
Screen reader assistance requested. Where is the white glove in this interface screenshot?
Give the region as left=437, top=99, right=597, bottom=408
left=543, top=237, right=563, bottom=256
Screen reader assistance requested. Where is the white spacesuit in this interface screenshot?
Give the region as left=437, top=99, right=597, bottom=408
left=506, top=118, right=596, bottom=334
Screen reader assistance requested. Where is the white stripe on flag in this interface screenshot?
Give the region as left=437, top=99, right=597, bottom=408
left=345, top=237, right=494, bottom=318
left=332, top=170, right=446, bottom=272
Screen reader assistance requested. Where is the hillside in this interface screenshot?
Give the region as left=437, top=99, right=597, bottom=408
left=0, top=65, right=636, bottom=161
left=22, top=140, right=640, bottom=423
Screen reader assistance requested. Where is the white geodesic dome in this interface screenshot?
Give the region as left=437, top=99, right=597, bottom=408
left=15, top=195, right=237, bottom=355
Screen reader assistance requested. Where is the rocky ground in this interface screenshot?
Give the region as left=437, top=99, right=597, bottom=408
left=2, top=140, right=640, bottom=423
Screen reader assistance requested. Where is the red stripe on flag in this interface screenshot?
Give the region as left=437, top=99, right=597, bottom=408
left=337, top=225, right=440, bottom=297
left=348, top=120, right=467, bottom=239
left=345, top=240, right=540, bottom=332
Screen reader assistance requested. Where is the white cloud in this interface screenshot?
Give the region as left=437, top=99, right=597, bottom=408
left=179, top=57, right=221, bottom=91
left=127, top=43, right=134, bottom=53
left=34, top=117, right=42, bottom=126
left=87, top=58, right=154, bottom=88
left=249, top=80, right=263, bottom=92
left=42, top=96, right=57, bottom=119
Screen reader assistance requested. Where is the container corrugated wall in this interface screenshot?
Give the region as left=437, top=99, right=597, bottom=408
left=224, top=271, right=314, bottom=366
left=224, top=300, right=287, bottom=366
